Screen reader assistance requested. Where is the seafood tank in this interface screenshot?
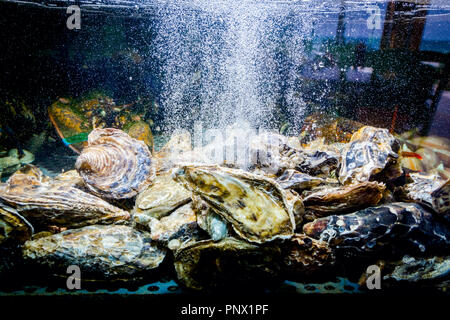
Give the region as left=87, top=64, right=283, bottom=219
left=0, top=0, right=449, bottom=303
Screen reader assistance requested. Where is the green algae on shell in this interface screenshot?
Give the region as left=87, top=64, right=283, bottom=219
left=173, top=165, right=295, bottom=243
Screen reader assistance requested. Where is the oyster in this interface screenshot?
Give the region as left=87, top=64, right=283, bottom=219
left=173, top=165, right=295, bottom=243
left=192, top=195, right=231, bottom=241
left=0, top=149, right=34, bottom=178
left=22, top=225, right=166, bottom=279
left=339, top=126, right=401, bottom=185
left=0, top=203, right=33, bottom=245
left=282, top=234, right=335, bottom=277
left=0, top=165, right=130, bottom=230
left=76, top=128, right=154, bottom=199
left=174, top=237, right=281, bottom=290
left=399, top=172, right=449, bottom=220
left=284, top=189, right=305, bottom=227
left=53, top=170, right=85, bottom=188
left=276, top=169, right=324, bottom=191
left=133, top=172, right=192, bottom=224
left=303, top=181, right=385, bottom=221
left=383, top=255, right=450, bottom=283
left=147, top=203, right=199, bottom=246
left=303, top=203, right=450, bottom=257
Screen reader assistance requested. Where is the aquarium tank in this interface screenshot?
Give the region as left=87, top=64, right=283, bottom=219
left=0, top=0, right=449, bottom=304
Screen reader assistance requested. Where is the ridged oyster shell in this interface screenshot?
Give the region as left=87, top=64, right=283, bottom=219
left=174, top=237, right=281, bottom=290
left=339, top=126, right=400, bottom=184
left=76, top=128, right=154, bottom=199
left=0, top=203, right=33, bottom=245
left=22, top=225, right=166, bottom=279
left=303, top=181, right=385, bottom=221
left=147, top=203, right=199, bottom=246
left=303, top=203, right=450, bottom=257
left=173, top=165, right=295, bottom=243
left=0, top=165, right=129, bottom=230
left=133, top=172, right=192, bottom=223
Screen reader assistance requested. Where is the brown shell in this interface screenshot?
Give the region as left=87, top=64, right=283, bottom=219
left=282, top=234, right=335, bottom=277
left=76, top=128, right=154, bottom=199
left=0, top=165, right=129, bottom=231
left=0, top=203, right=33, bottom=245
left=303, top=181, right=385, bottom=221
left=174, top=237, right=281, bottom=290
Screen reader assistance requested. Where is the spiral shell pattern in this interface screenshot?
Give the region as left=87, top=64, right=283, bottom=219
left=76, top=128, right=154, bottom=199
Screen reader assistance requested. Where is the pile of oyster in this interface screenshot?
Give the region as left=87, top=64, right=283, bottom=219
left=0, top=125, right=449, bottom=291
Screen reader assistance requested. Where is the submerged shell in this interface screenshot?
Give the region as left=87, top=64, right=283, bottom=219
left=174, top=237, right=281, bottom=290
left=0, top=203, right=33, bottom=245
left=282, top=234, right=335, bottom=277
left=276, top=169, right=324, bottom=191
left=22, top=225, right=166, bottom=279
left=192, top=195, right=231, bottom=241
left=303, top=202, right=450, bottom=257
left=0, top=165, right=129, bottom=230
left=76, top=128, right=154, bottom=199
left=383, top=255, right=450, bottom=283
left=400, top=173, right=449, bottom=220
left=173, top=165, right=295, bottom=243
left=133, top=172, right=191, bottom=222
left=303, top=181, right=385, bottom=221
left=148, top=203, right=199, bottom=246
left=339, top=126, right=400, bottom=185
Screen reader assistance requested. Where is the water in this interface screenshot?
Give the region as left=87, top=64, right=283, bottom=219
left=0, top=0, right=449, bottom=294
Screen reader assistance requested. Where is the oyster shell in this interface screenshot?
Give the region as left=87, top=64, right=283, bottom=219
left=76, top=128, right=154, bottom=199
left=339, top=126, right=401, bottom=185
left=133, top=172, right=192, bottom=224
left=303, top=181, right=385, bottom=221
left=192, top=195, right=231, bottom=241
left=284, top=189, right=305, bottom=227
left=173, top=165, right=295, bottom=243
left=383, top=255, right=450, bottom=283
left=276, top=169, right=324, bottom=191
left=399, top=172, right=449, bottom=220
left=22, top=225, right=166, bottom=279
left=0, top=165, right=130, bottom=230
left=147, top=203, right=199, bottom=246
left=282, top=234, right=335, bottom=277
left=174, top=237, right=281, bottom=290
left=303, top=202, right=450, bottom=257
left=0, top=203, right=33, bottom=245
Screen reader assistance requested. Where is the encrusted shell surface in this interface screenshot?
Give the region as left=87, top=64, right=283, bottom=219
left=133, top=172, right=192, bottom=222
left=303, top=181, right=385, bottom=221
left=173, top=165, right=295, bottom=243
left=339, top=126, right=400, bottom=184
left=282, top=234, right=335, bottom=277
left=400, top=173, right=449, bottom=220
left=0, top=165, right=129, bottom=230
left=0, top=203, right=33, bottom=245
left=147, top=203, right=199, bottom=245
left=76, top=128, right=154, bottom=199
left=174, top=237, right=281, bottom=290
left=303, top=202, right=450, bottom=257
left=22, top=225, right=166, bottom=279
